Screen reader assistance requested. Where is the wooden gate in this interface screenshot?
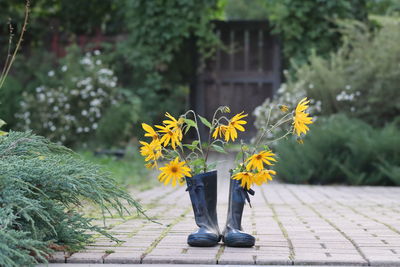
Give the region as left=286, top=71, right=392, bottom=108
left=191, top=20, right=281, bottom=140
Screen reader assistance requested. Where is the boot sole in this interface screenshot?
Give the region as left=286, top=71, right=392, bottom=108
left=187, top=234, right=220, bottom=247
left=223, top=235, right=255, bottom=247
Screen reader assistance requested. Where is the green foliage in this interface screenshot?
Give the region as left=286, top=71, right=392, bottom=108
left=224, top=0, right=269, bottom=20
left=95, top=90, right=141, bottom=148
left=114, top=0, right=223, bottom=122
left=275, top=115, right=400, bottom=185
left=0, top=0, right=124, bottom=49
left=14, top=45, right=140, bottom=147
left=367, top=0, right=400, bottom=15
left=0, top=131, right=145, bottom=266
left=277, top=22, right=400, bottom=126
left=266, top=0, right=369, bottom=66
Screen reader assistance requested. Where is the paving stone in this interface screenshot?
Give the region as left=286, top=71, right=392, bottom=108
left=142, top=255, right=216, bottom=264
left=103, top=252, right=142, bottom=264
left=67, top=252, right=104, bottom=263
left=48, top=252, right=66, bottom=263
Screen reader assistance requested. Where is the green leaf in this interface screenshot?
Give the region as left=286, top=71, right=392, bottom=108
left=198, top=115, right=211, bottom=128
left=191, top=158, right=206, bottom=167
left=0, top=119, right=6, bottom=128
left=184, top=118, right=197, bottom=128
left=184, top=125, right=191, bottom=134
left=211, top=144, right=227, bottom=154
left=183, top=140, right=199, bottom=151
left=263, top=145, right=270, bottom=151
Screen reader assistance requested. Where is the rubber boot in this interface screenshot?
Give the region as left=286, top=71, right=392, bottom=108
left=222, top=178, right=255, bottom=247
left=186, top=170, right=221, bottom=247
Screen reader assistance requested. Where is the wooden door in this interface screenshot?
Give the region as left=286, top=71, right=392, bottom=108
left=193, top=20, right=281, bottom=140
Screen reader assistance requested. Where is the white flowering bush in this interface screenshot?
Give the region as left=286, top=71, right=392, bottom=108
left=17, top=45, right=127, bottom=146
left=254, top=21, right=400, bottom=131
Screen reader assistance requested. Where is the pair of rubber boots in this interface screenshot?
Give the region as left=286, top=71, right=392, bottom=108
left=186, top=170, right=255, bottom=247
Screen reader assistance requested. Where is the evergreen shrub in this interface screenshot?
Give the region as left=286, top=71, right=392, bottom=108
left=0, top=131, right=145, bottom=266
left=274, top=115, right=400, bottom=185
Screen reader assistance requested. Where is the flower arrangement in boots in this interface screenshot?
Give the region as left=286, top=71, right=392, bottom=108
left=139, top=107, right=246, bottom=186
left=139, top=99, right=313, bottom=248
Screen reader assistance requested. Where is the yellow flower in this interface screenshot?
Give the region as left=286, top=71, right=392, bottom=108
left=158, top=157, right=192, bottom=187
left=145, top=161, right=158, bottom=169
left=246, top=150, right=277, bottom=171
left=253, top=169, right=276, bottom=186
left=293, top=98, right=313, bottom=136
left=156, top=125, right=182, bottom=149
left=142, top=123, right=159, bottom=141
left=279, top=105, right=289, bottom=112
left=160, top=112, right=184, bottom=141
left=212, top=125, right=227, bottom=139
left=224, top=112, right=248, bottom=142
left=139, top=140, right=162, bottom=161
left=232, top=171, right=254, bottom=190
left=163, top=112, right=184, bottom=129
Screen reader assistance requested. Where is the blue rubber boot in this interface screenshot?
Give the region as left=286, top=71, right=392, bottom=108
left=222, top=179, right=255, bottom=247
left=186, top=171, right=221, bottom=247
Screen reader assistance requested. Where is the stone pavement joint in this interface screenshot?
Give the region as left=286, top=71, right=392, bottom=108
left=49, top=155, right=400, bottom=266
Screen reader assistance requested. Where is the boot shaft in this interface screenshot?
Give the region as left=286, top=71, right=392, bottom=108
left=226, top=178, right=245, bottom=230
left=186, top=171, right=219, bottom=232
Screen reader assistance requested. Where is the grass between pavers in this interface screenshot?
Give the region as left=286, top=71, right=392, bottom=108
left=78, top=150, right=158, bottom=190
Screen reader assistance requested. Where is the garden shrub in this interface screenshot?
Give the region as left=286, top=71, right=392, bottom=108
left=274, top=115, right=400, bottom=185
left=255, top=21, right=400, bottom=128
left=0, top=131, right=146, bottom=266
left=15, top=45, right=141, bottom=147
left=113, top=0, right=223, bottom=122
left=265, top=0, right=369, bottom=66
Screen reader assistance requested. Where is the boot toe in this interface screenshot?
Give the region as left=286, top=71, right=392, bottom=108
left=188, top=233, right=220, bottom=247
left=224, top=232, right=255, bottom=247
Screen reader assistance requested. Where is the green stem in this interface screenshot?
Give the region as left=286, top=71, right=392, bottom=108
left=203, top=108, right=223, bottom=171
left=0, top=0, right=30, bottom=89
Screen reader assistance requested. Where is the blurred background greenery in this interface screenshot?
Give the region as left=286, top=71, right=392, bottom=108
left=1, top=0, right=399, bottom=186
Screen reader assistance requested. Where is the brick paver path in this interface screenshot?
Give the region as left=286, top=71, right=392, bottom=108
left=50, top=156, right=400, bottom=266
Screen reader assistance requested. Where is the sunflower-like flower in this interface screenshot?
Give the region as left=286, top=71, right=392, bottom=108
left=293, top=98, right=313, bottom=136
left=156, top=125, right=182, bottom=149
left=224, top=112, right=247, bottom=142
left=158, top=157, right=192, bottom=187
left=232, top=171, right=254, bottom=190
left=142, top=123, right=159, bottom=141
left=212, top=125, right=227, bottom=139
left=163, top=112, right=184, bottom=129
left=246, top=150, right=277, bottom=171
left=253, top=169, right=276, bottom=186
left=139, top=140, right=162, bottom=162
